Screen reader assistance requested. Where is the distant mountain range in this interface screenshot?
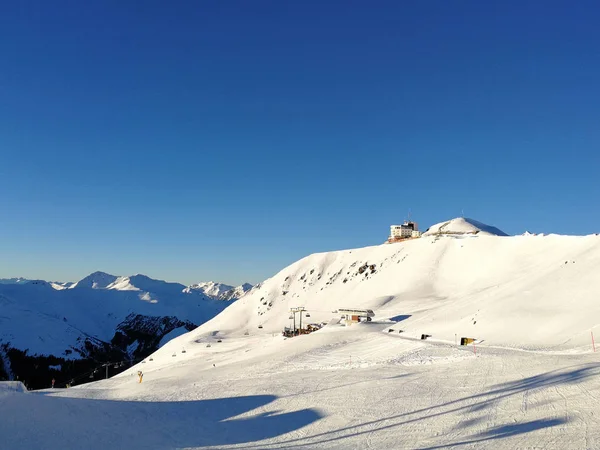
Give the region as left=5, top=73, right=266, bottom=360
left=1, top=272, right=252, bottom=301
left=0, top=272, right=252, bottom=389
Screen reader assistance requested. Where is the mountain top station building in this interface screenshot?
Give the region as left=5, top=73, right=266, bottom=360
left=388, top=221, right=421, bottom=243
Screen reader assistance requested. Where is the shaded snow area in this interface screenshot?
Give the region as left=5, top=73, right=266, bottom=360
left=158, top=326, right=189, bottom=348
left=0, top=381, right=27, bottom=393
left=3, top=226, right=600, bottom=449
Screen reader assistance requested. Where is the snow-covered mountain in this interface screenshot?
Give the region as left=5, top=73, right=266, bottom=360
left=185, top=281, right=253, bottom=301
left=0, top=278, right=31, bottom=285
left=0, top=271, right=241, bottom=389
left=70, top=271, right=119, bottom=289
left=218, top=282, right=253, bottom=301
left=1, top=278, right=76, bottom=290
left=423, top=217, right=508, bottom=236
left=49, top=281, right=75, bottom=290
left=185, top=281, right=234, bottom=298
left=158, top=217, right=598, bottom=352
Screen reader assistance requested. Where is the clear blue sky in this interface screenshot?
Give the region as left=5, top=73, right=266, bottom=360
left=1, top=1, right=599, bottom=285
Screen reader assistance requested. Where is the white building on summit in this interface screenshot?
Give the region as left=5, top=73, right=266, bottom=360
left=388, top=221, right=421, bottom=243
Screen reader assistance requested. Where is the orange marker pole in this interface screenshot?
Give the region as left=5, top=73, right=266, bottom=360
left=592, top=331, right=596, bottom=353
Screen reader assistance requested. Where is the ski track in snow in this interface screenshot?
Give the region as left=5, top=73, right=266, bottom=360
left=2, top=323, right=600, bottom=450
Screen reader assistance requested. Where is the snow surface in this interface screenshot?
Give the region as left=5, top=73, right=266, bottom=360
left=158, top=326, right=190, bottom=348
left=2, top=327, right=599, bottom=449
left=423, top=217, right=508, bottom=236
left=0, top=381, right=27, bottom=393
left=3, top=219, right=600, bottom=449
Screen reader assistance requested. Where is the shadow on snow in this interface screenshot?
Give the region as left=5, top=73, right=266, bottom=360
left=0, top=392, right=321, bottom=450
left=228, top=362, right=600, bottom=449
left=389, top=314, right=412, bottom=323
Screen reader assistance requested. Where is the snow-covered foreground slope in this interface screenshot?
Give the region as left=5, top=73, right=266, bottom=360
left=2, top=324, right=599, bottom=449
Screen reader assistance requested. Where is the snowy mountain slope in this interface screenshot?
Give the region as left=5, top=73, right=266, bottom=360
left=1, top=278, right=74, bottom=290
left=68, top=273, right=251, bottom=302
left=50, top=281, right=74, bottom=290
left=217, top=283, right=253, bottom=301
left=70, top=271, right=118, bottom=289
left=423, top=217, right=508, bottom=236
left=0, top=274, right=227, bottom=357
left=5, top=328, right=600, bottom=449
left=185, top=281, right=234, bottom=298
left=184, top=281, right=253, bottom=301
left=0, top=278, right=30, bottom=285
left=162, top=221, right=599, bottom=353
left=0, top=271, right=242, bottom=389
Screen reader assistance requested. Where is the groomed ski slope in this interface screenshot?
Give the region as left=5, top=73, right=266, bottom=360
left=2, top=326, right=599, bottom=449
left=3, top=225, right=600, bottom=449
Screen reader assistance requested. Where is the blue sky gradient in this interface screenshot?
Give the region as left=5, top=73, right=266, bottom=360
left=1, top=1, right=599, bottom=285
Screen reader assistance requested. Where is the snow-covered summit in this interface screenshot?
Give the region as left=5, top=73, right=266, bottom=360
left=423, top=217, right=508, bottom=237
left=66, top=272, right=251, bottom=301
left=184, top=281, right=253, bottom=301
left=70, top=271, right=119, bottom=289
left=106, top=274, right=187, bottom=296
left=50, top=281, right=74, bottom=290
left=219, top=283, right=253, bottom=301
left=0, top=277, right=31, bottom=285
left=185, top=281, right=234, bottom=298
